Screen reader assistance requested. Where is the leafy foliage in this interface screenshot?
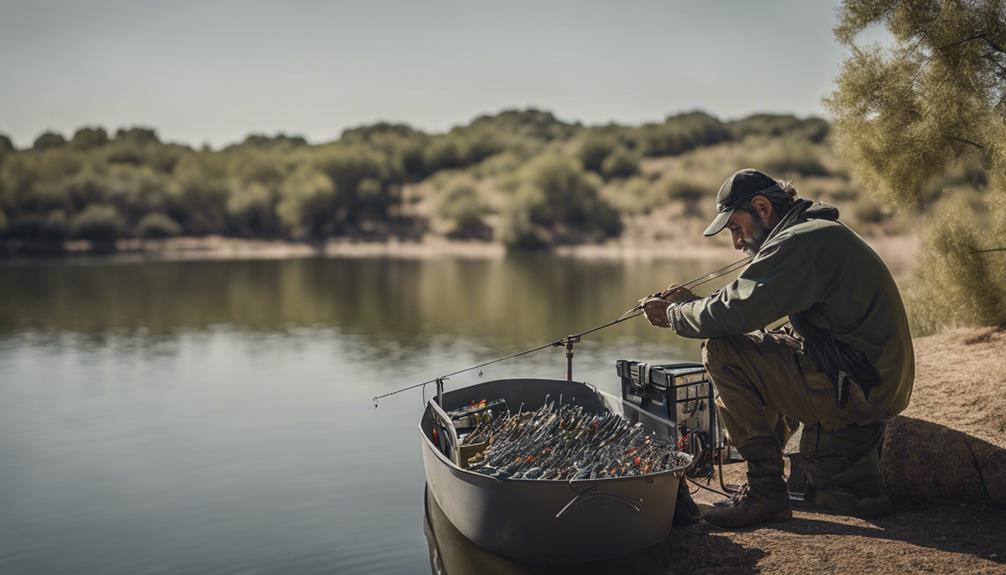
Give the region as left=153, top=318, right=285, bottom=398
left=0, top=109, right=850, bottom=251
left=829, top=0, right=1006, bottom=331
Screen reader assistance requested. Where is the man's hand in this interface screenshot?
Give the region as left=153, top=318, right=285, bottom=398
left=642, top=297, right=672, bottom=328
left=661, top=284, right=696, bottom=305
left=640, top=285, right=696, bottom=329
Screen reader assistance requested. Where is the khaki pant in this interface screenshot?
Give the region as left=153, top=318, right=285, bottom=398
left=703, top=331, right=886, bottom=452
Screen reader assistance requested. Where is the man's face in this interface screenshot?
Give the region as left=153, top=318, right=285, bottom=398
left=725, top=208, right=772, bottom=256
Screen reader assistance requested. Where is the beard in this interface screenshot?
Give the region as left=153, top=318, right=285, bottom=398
left=741, top=218, right=771, bottom=256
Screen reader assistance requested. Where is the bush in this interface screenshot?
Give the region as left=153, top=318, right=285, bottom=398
left=632, top=111, right=732, bottom=157
left=437, top=178, right=490, bottom=239
left=0, top=133, right=14, bottom=154
left=277, top=166, right=338, bottom=237
left=70, top=205, right=124, bottom=241
left=71, top=127, right=109, bottom=149
left=577, top=133, right=618, bottom=173
left=500, top=188, right=548, bottom=250
left=8, top=210, right=69, bottom=240
left=663, top=178, right=709, bottom=216
left=851, top=197, right=889, bottom=224
left=753, top=139, right=831, bottom=177
left=136, top=212, right=181, bottom=239
left=32, top=132, right=66, bottom=150
left=907, top=192, right=1006, bottom=334
left=501, top=155, right=622, bottom=249
left=226, top=182, right=277, bottom=236
left=601, top=147, right=641, bottom=179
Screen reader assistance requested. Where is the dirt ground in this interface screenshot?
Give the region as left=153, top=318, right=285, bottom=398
left=675, top=327, right=1006, bottom=575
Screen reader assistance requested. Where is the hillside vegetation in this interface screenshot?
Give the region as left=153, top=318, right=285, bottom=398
left=0, top=110, right=991, bottom=252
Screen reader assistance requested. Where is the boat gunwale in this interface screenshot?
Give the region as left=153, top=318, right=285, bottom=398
left=417, top=377, right=693, bottom=485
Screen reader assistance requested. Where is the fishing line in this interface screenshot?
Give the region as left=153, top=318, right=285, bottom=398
left=372, top=255, right=752, bottom=405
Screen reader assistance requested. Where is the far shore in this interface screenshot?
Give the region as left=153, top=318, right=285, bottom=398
left=0, top=234, right=919, bottom=272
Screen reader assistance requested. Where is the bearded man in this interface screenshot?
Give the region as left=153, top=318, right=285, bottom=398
left=642, top=169, right=914, bottom=529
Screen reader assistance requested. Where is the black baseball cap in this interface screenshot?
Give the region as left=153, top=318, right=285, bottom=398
left=703, top=169, right=783, bottom=237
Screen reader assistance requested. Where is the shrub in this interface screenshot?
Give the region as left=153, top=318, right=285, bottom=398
left=0, top=133, right=14, bottom=154
left=437, top=178, right=490, bottom=239
left=70, top=127, right=109, bottom=149
left=276, top=166, right=338, bottom=237
left=664, top=178, right=708, bottom=215
left=577, top=133, right=618, bottom=173
left=851, top=197, right=889, bottom=224
left=32, top=132, right=66, bottom=150
left=601, top=147, right=641, bottom=179
left=136, top=212, right=182, bottom=239
left=226, top=182, right=276, bottom=236
left=70, top=205, right=124, bottom=241
left=501, top=155, right=622, bottom=249
left=906, top=192, right=1006, bottom=334
left=500, top=188, right=548, bottom=250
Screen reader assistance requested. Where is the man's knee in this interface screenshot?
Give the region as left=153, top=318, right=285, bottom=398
left=702, top=335, right=745, bottom=371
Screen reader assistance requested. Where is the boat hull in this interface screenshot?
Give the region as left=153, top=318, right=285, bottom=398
left=419, top=378, right=687, bottom=562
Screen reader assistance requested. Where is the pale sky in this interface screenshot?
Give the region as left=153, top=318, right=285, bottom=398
left=1, top=0, right=871, bottom=149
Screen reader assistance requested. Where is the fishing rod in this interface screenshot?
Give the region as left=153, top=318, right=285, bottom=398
left=372, top=255, right=753, bottom=406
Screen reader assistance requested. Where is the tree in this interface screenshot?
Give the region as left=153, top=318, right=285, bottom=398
left=0, top=133, right=14, bottom=154
left=277, top=166, right=338, bottom=238
left=828, top=0, right=1006, bottom=201
left=501, top=155, right=622, bottom=249
left=33, top=131, right=66, bottom=150
left=436, top=177, right=491, bottom=239
left=71, top=127, right=109, bottom=149
left=70, top=204, right=124, bottom=241
left=827, top=0, right=1006, bottom=330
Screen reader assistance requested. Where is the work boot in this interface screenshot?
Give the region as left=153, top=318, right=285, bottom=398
left=799, top=422, right=893, bottom=518
left=673, top=478, right=702, bottom=526
left=704, top=437, right=792, bottom=529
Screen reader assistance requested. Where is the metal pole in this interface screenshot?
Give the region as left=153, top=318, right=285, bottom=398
left=564, top=336, right=579, bottom=381
left=436, top=377, right=445, bottom=406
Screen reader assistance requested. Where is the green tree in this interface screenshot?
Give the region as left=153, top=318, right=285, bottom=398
left=136, top=212, right=182, bottom=238
left=828, top=0, right=1006, bottom=330
left=0, top=133, right=14, bottom=154
left=277, top=166, right=338, bottom=237
left=436, top=177, right=491, bottom=239
left=71, top=127, right=109, bottom=149
left=501, top=155, right=622, bottom=249
left=828, top=0, right=1006, bottom=201
left=33, top=132, right=66, bottom=150
left=576, top=133, right=618, bottom=173
left=70, top=204, right=124, bottom=241
left=601, top=146, right=641, bottom=179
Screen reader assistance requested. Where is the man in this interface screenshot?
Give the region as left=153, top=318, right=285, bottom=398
left=642, top=169, right=914, bottom=529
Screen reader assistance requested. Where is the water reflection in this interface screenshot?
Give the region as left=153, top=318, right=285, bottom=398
left=423, top=486, right=677, bottom=574
left=1, top=255, right=732, bottom=360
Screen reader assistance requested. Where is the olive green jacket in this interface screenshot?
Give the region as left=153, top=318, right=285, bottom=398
left=670, top=200, right=914, bottom=417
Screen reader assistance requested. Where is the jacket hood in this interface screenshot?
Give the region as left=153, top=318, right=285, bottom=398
left=764, top=199, right=839, bottom=246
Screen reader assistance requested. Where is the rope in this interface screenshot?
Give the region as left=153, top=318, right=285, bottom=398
left=372, top=255, right=752, bottom=404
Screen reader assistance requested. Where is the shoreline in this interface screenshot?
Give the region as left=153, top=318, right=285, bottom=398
left=0, top=234, right=919, bottom=270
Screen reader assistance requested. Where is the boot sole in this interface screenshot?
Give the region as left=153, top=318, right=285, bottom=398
left=702, top=508, right=793, bottom=530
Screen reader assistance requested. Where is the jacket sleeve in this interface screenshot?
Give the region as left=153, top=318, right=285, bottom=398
left=669, top=231, right=825, bottom=339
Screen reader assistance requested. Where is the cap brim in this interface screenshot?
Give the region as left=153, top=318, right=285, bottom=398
left=703, top=209, right=733, bottom=237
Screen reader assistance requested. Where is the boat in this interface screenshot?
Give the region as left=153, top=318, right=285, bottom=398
left=419, top=376, right=694, bottom=562
left=423, top=484, right=676, bottom=574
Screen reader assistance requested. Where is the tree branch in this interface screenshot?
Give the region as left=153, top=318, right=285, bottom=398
left=951, top=136, right=987, bottom=150
left=938, top=32, right=988, bottom=50
left=972, top=247, right=1006, bottom=254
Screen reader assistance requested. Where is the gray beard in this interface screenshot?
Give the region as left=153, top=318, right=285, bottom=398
left=743, top=219, right=771, bottom=256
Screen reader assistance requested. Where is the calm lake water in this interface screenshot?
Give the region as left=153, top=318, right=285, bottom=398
left=0, top=255, right=728, bottom=574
